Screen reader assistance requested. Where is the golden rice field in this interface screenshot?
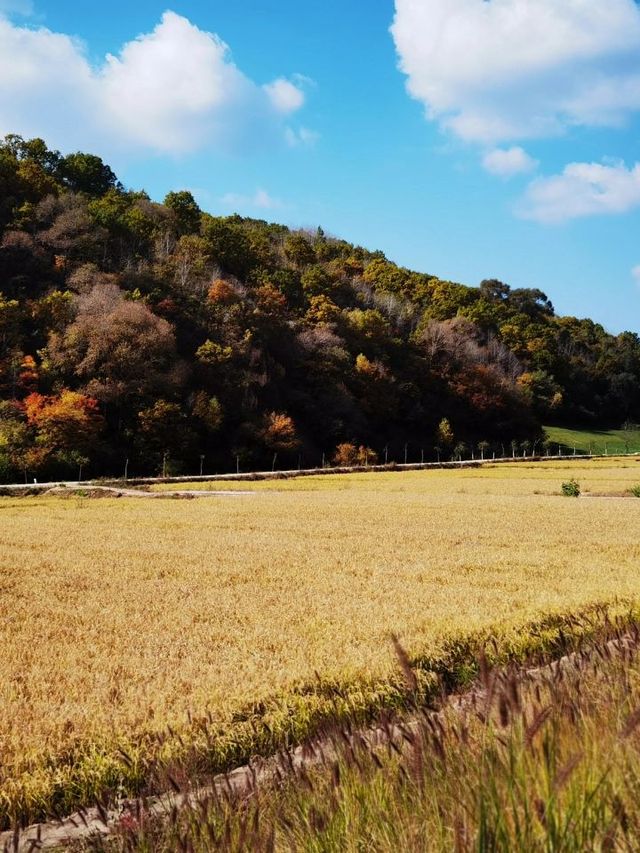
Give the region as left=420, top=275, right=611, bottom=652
left=1, top=458, right=640, bottom=825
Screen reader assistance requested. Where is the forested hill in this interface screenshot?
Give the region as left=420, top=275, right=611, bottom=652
left=0, top=134, right=638, bottom=480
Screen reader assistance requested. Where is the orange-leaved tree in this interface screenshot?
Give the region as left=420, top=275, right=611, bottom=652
left=24, top=390, right=103, bottom=461
left=260, top=412, right=300, bottom=454
left=332, top=442, right=378, bottom=467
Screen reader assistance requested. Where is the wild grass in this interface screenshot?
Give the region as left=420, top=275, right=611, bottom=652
left=1, top=460, right=640, bottom=827
left=86, top=621, right=640, bottom=852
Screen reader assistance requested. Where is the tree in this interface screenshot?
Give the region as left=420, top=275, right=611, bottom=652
left=260, top=412, right=300, bottom=453
left=58, top=153, right=119, bottom=197
left=436, top=418, right=454, bottom=450
left=305, top=294, right=341, bottom=326
left=0, top=400, right=30, bottom=479
left=479, top=279, right=511, bottom=302
left=192, top=392, right=224, bottom=433
left=45, top=285, right=180, bottom=408
left=332, top=442, right=378, bottom=467
left=164, top=191, right=202, bottom=236
left=172, top=235, right=210, bottom=294
left=452, top=441, right=467, bottom=461
left=137, top=400, right=197, bottom=473
left=24, top=390, right=103, bottom=466
left=478, top=440, right=490, bottom=460
left=301, top=265, right=333, bottom=298
left=201, top=216, right=257, bottom=279
left=255, top=283, right=287, bottom=317
left=207, top=278, right=239, bottom=306
left=196, top=340, right=233, bottom=366
left=284, top=232, right=316, bottom=268
left=517, top=370, right=563, bottom=416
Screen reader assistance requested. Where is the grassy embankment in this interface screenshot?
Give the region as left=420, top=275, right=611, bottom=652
left=544, top=425, right=640, bottom=456
left=87, top=624, right=640, bottom=852
left=1, top=460, right=640, bottom=828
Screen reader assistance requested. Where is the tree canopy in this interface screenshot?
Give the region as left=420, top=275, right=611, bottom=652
left=0, top=133, right=638, bottom=480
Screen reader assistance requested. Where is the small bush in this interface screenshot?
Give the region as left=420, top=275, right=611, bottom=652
left=561, top=479, right=581, bottom=497
left=629, top=485, right=640, bottom=498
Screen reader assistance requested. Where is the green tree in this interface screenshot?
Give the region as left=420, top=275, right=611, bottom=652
left=284, top=232, right=316, bottom=268
left=58, top=152, right=119, bottom=197
left=164, top=190, right=202, bottom=236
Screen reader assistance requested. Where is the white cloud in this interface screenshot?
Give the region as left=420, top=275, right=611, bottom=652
left=519, top=160, right=640, bottom=223
left=220, top=188, right=283, bottom=211
left=0, top=17, right=94, bottom=146
left=264, top=78, right=305, bottom=114
left=632, top=265, right=640, bottom=287
left=0, top=11, right=308, bottom=156
left=482, top=146, right=538, bottom=177
left=391, top=0, right=640, bottom=143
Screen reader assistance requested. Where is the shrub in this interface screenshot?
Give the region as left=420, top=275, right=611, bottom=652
left=629, top=485, right=640, bottom=498
left=561, top=479, right=581, bottom=497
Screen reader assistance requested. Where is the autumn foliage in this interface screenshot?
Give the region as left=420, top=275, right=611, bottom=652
left=333, top=442, right=378, bottom=467
left=1, top=133, right=640, bottom=480
left=24, top=390, right=103, bottom=455
left=260, top=412, right=300, bottom=453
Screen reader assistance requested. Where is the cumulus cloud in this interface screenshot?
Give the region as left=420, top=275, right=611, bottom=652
left=482, top=146, right=538, bottom=177
left=0, top=11, right=308, bottom=155
left=264, top=78, right=305, bottom=114
left=391, top=0, right=640, bottom=143
left=519, top=160, right=640, bottom=224
left=220, top=188, right=283, bottom=211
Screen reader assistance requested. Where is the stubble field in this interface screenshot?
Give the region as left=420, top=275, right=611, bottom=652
left=1, top=458, right=640, bottom=826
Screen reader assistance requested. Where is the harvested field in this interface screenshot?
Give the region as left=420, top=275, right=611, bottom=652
left=1, top=460, right=640, bottom=826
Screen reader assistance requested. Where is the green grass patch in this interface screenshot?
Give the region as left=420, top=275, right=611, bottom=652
left=544, top=425, right=640, bottom=456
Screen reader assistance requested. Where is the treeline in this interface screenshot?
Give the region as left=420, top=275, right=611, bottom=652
left=0, top=134, right=638, bottom=480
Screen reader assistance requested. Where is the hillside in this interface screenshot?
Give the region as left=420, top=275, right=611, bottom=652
left=544, top=425, right=640, bottom=456
left=1, top=133, right=639, bottom=480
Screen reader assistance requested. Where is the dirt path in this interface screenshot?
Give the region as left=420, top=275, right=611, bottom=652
left=43, top=485, right=257, bottom=499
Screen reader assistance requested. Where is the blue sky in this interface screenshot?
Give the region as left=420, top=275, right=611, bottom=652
left=1, top=0, right=640, bottom=333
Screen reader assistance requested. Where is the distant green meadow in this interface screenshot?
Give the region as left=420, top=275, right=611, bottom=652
left=544, top=425, right=640, bottom=456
